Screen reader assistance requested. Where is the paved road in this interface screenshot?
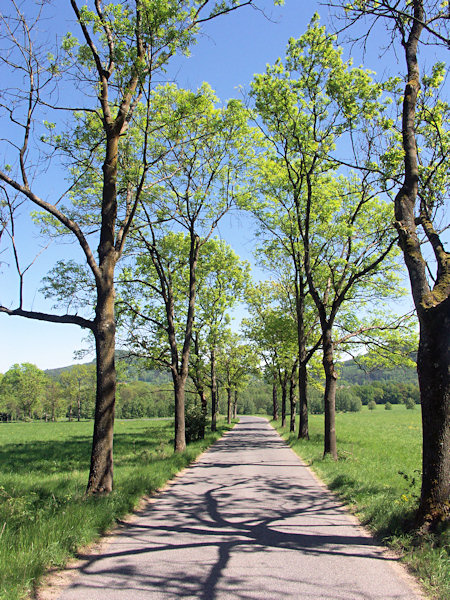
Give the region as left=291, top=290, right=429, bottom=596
left=56, top=417, right=424, bottom=600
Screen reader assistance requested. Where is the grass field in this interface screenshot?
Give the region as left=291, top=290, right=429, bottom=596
left=273, top=405, right=449, bottom=600
left=0, top=418, right=232, bottom=600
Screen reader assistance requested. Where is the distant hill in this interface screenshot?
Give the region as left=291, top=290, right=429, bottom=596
left=45, top=350, right=418, bottom=387
left=45, top=352, right=171, bottom=385
left=338, top=356, right=418, bottom=386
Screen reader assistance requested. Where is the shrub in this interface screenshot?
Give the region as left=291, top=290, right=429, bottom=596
left=385, top=402, right=392, bottom=410
left=185, top=400, right=206, bottom=443
left=404, top=397, right=416, bottom=410
left=349, top=396, right=362, bottom=412
left=368, top=400, right=377, bottom=410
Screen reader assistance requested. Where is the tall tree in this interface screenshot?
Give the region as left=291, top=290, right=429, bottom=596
left=0, top=0, right=257, bottom=493
left=334, top=0, right=449, bottom=525
left=118, top=84, right=254, bottom=450
left=119, top=234, right=249, bottom=449
left=191, top=241, right=250, bottom=432
left=250, top=17, right=415, bottom=457
left=243, top=281, right=299, bottom=428
left=217, top=332, right=258, bottom=424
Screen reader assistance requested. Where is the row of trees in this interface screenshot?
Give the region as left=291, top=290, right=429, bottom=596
left=0, top=363, right=96, bottom=421
left=0, top=0, right=448, bottom=526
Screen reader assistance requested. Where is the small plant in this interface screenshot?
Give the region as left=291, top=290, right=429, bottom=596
left=368, top=400, right=377, bottom=410
left=404, top=397, right=416, bottom=410
left=385, top=402, right=392, bottom=410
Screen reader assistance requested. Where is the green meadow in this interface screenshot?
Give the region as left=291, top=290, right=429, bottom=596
left=0, top=419, right=232, bottom=600
left=273, top=405, right=449, bottom=600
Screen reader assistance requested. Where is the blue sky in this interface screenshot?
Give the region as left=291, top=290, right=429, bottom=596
left=0, top=0, right=443, bottom=373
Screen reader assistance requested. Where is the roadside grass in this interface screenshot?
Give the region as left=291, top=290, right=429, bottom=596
left=272, top=405, right=449, bottom=600
left=0, top=418, right=233, bottom=600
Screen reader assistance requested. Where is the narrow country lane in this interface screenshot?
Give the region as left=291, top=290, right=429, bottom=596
left=54, top=417, right=424, bottom=600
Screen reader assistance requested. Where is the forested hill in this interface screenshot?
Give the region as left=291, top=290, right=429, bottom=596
left=45, top=354, right=171, bottom=385
left=338, top=357, right=418, bottom=386
left=46, top=353, right=418, bottom=387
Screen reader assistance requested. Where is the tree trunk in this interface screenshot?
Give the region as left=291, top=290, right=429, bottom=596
left=272, top=374, right=278, bottom=421
left=233, top=389, right=238, bottom=419
left=86, top=296, right=116, bottom=494
left=417, top=299, right=450, bottom=523
left=210, top=347, right=217, bottom=431
left=173, top=373, right=186, bottom=452
left=227, top=386, right=232, bottom=424
left=289, top=366, right=297, bottom=433
left=199, top=388, right=207, bottom=439
left=295, top=275, right=309, bottom=438
left=281, top=376, right=287, bottom=428
left=322, top=327, right=337, bottom=460
left=298, top=360, right=309, bottom=439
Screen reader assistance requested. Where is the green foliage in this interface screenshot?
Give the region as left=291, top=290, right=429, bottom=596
left=185, top=398, right=206, bottom=443
left=368, top=399, right=377, bottom=410
left=385, top=402, right=392, bottom=410
left=404, top=397, right=416, bottom=410
left=335, top=388, right=362, bottom=412
left=0, top=364, right=47, bottom=420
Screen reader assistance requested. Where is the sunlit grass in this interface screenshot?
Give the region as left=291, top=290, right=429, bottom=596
left=272, top=405, right=449, bottom=600
left=0, top=419, right=231, bottom=600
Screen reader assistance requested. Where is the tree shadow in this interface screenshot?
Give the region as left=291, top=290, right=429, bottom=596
left=59, top=418, right=404, bottom=600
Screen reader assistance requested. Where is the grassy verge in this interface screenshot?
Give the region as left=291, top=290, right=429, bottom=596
left=0, top=418, right=233, bottom=600
left=271, top=405, right=449, bottom=600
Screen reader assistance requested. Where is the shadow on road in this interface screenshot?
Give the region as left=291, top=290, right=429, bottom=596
left=64, top=418, right=398, bottom=600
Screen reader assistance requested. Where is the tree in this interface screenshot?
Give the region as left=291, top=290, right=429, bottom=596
left=243, top=281, right=299, bottom=428
left=333, top=0, right=449, bottom=527
left=0, top=0, right=258, bottom=494
left=191, top=241, right=250, bottom=432
left=117, top=82, right=253, bottom=450
left=250, top=17, right=414, bottom=458
left=59, top=364, right=96, bottom=420
left=218, top=332, right=259, bottom=424
left=0, top=363, right=46, bottom=419
left=42, top=377, right=64, bottom=421
left=120, top=232, right=249, bottom=448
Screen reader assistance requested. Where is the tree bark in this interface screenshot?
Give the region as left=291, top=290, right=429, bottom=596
left=227, top=386, right=232, bottom=424
left=417, top=298, right=450, bottom=522
left=298, top=360, right=309, bottom=439
left=322, top=327, right=337, bottom=460
left=281, top=375, right=287, bottom=428
left=87, top=291, right=116, bottom=494
left=173, top=373, right=186, bottom=452
left=272, top=374, right=278, bottom=421
left=289, top=364, right=297, bottom=433
left=233, top=389, right=238, bottom=419
left=210, top=347, right=218, bottom=431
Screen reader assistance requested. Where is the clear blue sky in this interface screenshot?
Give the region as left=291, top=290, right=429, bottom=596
left=0, top=0, right=442, bottom=373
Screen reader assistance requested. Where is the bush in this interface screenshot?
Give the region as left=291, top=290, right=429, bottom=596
left=185, top=400, right=206, bottom=443
left=404, top=397, right=416, bottom=410
left=368, top=400, right=377, bottom=410
left=385, top=402, right=392, bottom=410
left=349, top=395, right=362, bottom=412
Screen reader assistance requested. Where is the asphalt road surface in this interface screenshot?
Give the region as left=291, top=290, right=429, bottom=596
left=55, top=416, right=424, bottom=600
